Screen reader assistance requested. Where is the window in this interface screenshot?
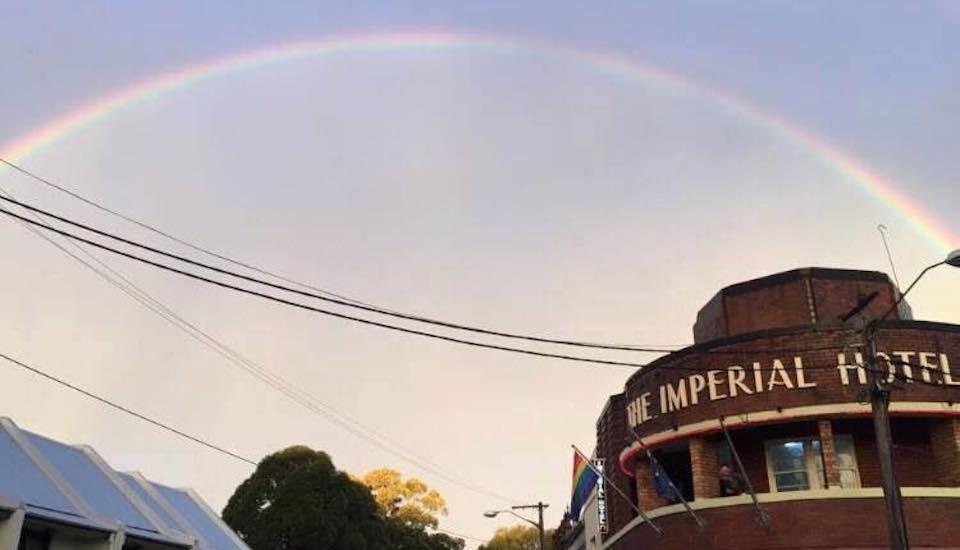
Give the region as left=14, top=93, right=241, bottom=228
left=766, top=438, right=822, bottom=491
left=764, top=435, right=860, bottom=492
left=833, top=435, right=861, bottom=488
left=18, top=529, right=50, bottom=550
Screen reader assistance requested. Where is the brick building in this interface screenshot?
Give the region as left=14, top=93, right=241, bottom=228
left=565, top=267, right=960, bottom=550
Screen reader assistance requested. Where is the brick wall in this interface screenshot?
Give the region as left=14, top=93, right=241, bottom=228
left=634, top=457, right=670, bottom=511
left=692, top=268, right=901, bottom=343
left=595, top=394, right=635, bottom=536
left=596, top=269, right=960, bottom=549
left=723, top=278, right=810, bottom=339
left=626, top=324, right=960, bottom=441
left=931, top=418, right=960, bottom=486
left=690, top=437, right=719, bottom=498
left=810, top=277, right=900, bottom=322
left=606, top=496, right=960, bottom=550
left=693, top=268, right=899, bottom=343
left=818, top=420, right=842, bottom=487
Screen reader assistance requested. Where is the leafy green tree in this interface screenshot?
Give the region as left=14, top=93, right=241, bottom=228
left=222, top=446, right=391, bottom=550
left=479, top=525, right=555, bottom=550
left=361, top=468, right=448, bottom=529
left=385, top=518, right=466, bottom=550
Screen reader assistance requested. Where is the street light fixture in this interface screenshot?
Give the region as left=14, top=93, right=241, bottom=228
left=946, top=249, right=960, bottom=268
left=483, top=502, right=549, bottom=550
left=864, top=249, right=959, bottom=550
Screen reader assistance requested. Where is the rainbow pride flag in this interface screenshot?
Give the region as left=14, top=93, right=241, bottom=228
left=570, top=451, right=600, bottom=522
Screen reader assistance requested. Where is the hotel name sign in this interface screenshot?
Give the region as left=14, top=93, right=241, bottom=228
left=626, top=350, right=958, bottom=428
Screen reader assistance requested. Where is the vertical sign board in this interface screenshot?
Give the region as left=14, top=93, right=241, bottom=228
left=593, top=458, right=608, bottom=534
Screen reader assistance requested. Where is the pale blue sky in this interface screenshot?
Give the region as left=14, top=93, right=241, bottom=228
left=1, top=2, right=958, bottom=545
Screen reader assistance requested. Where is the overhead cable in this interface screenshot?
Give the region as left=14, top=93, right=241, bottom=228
left=0, top=158, right=683, bottom=353
left=0, top=205, right=651, bottom=369
left=0, top=351, right=257, bottom=466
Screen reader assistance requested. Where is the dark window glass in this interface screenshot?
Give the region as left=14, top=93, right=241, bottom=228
left=18, top=529, right=50, bottom=550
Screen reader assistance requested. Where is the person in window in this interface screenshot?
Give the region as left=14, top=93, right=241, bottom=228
left=719, top=464, right=745, bottom=496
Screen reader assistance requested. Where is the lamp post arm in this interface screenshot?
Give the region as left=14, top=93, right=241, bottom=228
left=502, top=509, right=540, bottom=529
left=873, top=260, right=945, bottom=327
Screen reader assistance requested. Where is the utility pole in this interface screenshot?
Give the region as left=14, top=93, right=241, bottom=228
left=486, top=502, right=549, bottom=550
left=863, top=322, right=910, bottom=549
left=843, top=250, right=960, bottom=549
left=511, top=502, right=548, bottom=550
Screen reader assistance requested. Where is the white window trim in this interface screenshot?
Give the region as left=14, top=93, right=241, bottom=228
left=764, top=435, right=861, bottom=492
left=764, top=437, right=823, bottom=493
left=832, top=434, right=862, bottom=489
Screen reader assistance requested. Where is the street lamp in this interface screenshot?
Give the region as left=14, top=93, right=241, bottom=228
left=483, top=502, right=549, bottom=550
left=864, top=249, right=960, bottom=550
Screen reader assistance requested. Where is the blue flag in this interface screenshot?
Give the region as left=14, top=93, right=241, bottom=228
left=650, top=461, right=676, bottom=502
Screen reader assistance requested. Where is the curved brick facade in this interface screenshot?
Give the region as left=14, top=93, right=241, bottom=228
left=624, top=321, right=960, bottom=448
left=579, top=268, right=960, bottom=550
left=604, top=494, right=960, bottom=550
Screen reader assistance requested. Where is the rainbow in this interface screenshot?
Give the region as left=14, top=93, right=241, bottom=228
left=570, top=450, right=599, bottom=521
left=0, top=31, right=954, bottom=252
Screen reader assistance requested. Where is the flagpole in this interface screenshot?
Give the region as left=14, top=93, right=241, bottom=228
left=718, top=416, right=771, bottom=528
left=571, top=445, right=663, bottom=536
left=628, top=426, right=706, bottom=531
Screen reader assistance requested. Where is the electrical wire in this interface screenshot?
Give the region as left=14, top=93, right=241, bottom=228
left=0, top=347, right=495, bottom=540
left=0, top=203, right=914, bottom=376
left=0, top=205, right=653, bottom=369
left=0, top=189, right=518, bottom=504
left=0, top=205, right=937, bottom=378
left=0, top=351, right=258, bottom=465
left=0, top=195, right=905, bottom=367
left=0, top=159, right=683, bottom=353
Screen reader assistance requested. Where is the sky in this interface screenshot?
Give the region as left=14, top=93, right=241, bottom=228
left=1, top=1, right=958, bottom=546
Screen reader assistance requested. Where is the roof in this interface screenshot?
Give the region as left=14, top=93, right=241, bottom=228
left=714, top=267, right=892, bottom=298
left=0, top=417, right=249, bottom=549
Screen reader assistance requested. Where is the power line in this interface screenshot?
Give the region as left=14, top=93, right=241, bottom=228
left=0, top=187, right=518, bottom=504
left=0, top=351, right=258, bottom=466
left=0, top=200, right=924, bottom=375
left=0, top=157, right=377, bottom=307
left=0, top=202, right=900, bottom=374
left=0, top=204, right=654, bottom=369
left=0, top=347, right=504, bottom=540
left=0, top=194, right=895, bottom=365
left=0, top=158, right=681, bottom=353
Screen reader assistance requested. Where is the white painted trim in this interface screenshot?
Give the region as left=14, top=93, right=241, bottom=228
left=78, top=446, right=194, bottom=547
left=619, top=401, right=960, bottom=475
left=0, top=418, right=103, bottom=525
left=184, top=488, right=250, bottom=550
left=600, top=487, right=960, bottom=548
left=125, top=473, right=203, bottom=547
left=763, top=436, right=824, bottom=492
left=0, top=506, right=25, bottom=549
left=109, top=528, right=126, bottom=550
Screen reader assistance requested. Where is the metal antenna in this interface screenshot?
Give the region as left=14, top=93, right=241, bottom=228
left=877, top=224, right=902, bottom=290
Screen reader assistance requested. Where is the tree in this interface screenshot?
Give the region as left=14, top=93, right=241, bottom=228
left=222, top=446, right=391, bottom=550
left=360, top=468, right=448, bottom=529
left=479, top=525, right=555, bottom=550
left=385, top=518, right=465, bottom=550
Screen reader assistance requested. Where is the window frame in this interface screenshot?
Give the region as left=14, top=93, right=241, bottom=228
left=764, top=434, right=860, bottom=493
left=764, top=437, right=822, bottom=492
left=832, top=434, right=862, bottom=489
